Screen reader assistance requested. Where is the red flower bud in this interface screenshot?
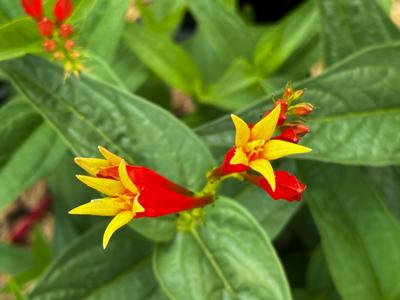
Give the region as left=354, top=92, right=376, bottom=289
left=217, top=147, right=249, bottom=176
left=54, top=0, right=73, bottom=23
left=273, top=128, right=300, bottom=143
left=37, top=17, right=54, bottom=37
left=264, top=99, right=288, bottom=126
left=245, top=171, right=306, bottom=202
left=59, top=24, right=74, bottom=38
left=22, top=0, right=43, bottom=21
left=64, top=39, right=75, bottom=50
left=282, top=123, right=310, bottom=135
left=289, top=102, right=313, bottom=116
left=42, top=39, right=57, bottom=52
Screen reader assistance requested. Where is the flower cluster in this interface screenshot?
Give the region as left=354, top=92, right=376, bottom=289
left=69, top=147, right=213, bottom=248
left=214, top=84, right=313, bottom=201
left=70, top=85, right=313, bottom=248
left=22, top=0, right=83, bottom=77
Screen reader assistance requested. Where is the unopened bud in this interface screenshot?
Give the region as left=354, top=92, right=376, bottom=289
left=64, top=39, right=75, bottom=50
left=289, top=102, right=314, bottom=116
left=70, top=50, right=80, bottom=59
left=42, top=39, right=57, bottom=52
left=292, top=90, right=304, bottom=100
left=283, top=123, right=310, bottom=135
left=64, top=61, right=74, bottom=72
left=283, top=87, right=293, bottom=100
left=59, top=24, right=74, bottom=38
left=37, top=17, right=54, bottom=37
left=273, top=128, right=300, bottom=143
left=53, top=51, right=65, bottom=60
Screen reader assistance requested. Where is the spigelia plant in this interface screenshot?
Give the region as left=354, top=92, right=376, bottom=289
left=0, top=0, right=400, bottom=300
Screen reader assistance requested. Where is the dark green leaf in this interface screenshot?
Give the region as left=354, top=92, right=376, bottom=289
left=0, top=243, right=33, bottom=275
left=154, top=197, right=292, bottom=300
left=299, top=161, right=400, bottom=300
left=253, top=1, right=318, bottom=75
left=0, top=18, right=41, bottom=61
left=186, top=0, right=256, bottom=65
left=123, top=24, right=202, bottom=94
left=30, top=225, right=166, bottom=300
left=317, top=0, right=400, bottom=66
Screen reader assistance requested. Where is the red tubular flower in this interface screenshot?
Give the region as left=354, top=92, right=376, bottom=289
left=54, top=0, right=73, bottom=23
left=217, top=147, right=250, bottom=176
left=22, top=0, right=43, bottom=21
left=69, top=146, right=213, bottom=248
left=37, top=17, right=54, bottom=37
left=245, top=171, right=306, bottom=202
left=273, top=128, right=300, bottom=143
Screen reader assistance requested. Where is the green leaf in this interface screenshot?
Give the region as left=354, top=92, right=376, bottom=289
left=0, top=243, right=33, bottom=275
left=253, top=1, right=318, bottom=75
left=30, top=225, right=166, bottom=300
left=365, top=167, right=400, bottom=221
left=186, top=0, right=256, bottom=65
left=198, top=59, right=267, bottom=110
left=137, top=0, right=186, bottom=35
left=1, top=56, right=214, bottom=241
left=235, top=185, right=301, bottom=239
left=298, top=161, right=400, bottom=300
left=154, top=197, right=292, bottom=300
left=69, top=0, right=98, bottom=27
left=78, top=0, right=131, bottom=62
left=123, top=24, right=202, bottom=95
left=0, top=100, right=66, bottom=209
left=196, top=42, right=400, bottom=166
left=317, top=0, right=400, bottom=66
left=0, top=18, right=41, bottom=61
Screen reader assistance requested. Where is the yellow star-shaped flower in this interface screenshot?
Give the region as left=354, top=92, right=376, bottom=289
left=230, top=104, right=311, bottom=191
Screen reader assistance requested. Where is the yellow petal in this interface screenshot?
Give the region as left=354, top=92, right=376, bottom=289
left=250, top=104, right=281, bottom=141
left=76, top=175, right=125, bottom=196
left=231, top=114, right=250, bottom=147
left=249, top=159, right=276, bottom=191
left=98, top=146, right=122, bottom=165
left=229, top=147, right=249, bottom=166
left=68, top=198, right=128, bottom=216
left=74, top=157, right=110, bottom=176
left=263, top=140, right=312, bottom=160
left=132, top=195, right=145, bottom=213
left=118, top=160, right=139, bottom=194
left=103, top=211, right=134, bottom=249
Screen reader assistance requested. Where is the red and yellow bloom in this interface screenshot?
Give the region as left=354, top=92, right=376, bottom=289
left=224, top=104, right=311, bottom=191
left=69, top=147, right=212, bottom=248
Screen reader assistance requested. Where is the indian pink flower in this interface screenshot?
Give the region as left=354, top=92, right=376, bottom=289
left=69, top=147, right=212, bottom=248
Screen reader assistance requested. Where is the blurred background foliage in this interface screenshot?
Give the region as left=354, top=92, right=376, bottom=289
left=0, top=0, right=399, bottom=299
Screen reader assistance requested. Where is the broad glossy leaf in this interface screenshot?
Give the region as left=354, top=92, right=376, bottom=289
left=235, top=185, right=301, bottom=239
left=254, top=1, right=317, bottom=75
left=196, top=43, right=400, bottom=166
left=0, top=100, right=66, bottom=209
left=317, top=0, right=400, bottom=66
left=198, top=59, right=267, bottom=110
left=299, top=161, right=400, bottom=300
left=123, top=24, right=202, bottom=95
left=0, top=243, right=33, bottom=275
left=186, top=0, right=257, bottom=65
left=78, top=0, right=131, bottom=62
left=1, top=56, right=214, bottom=188
left=0, top=18, right=41, bottom=61
left=154, top=197, right=292, bottom=300
left=365, top=166, right=400, bottom=221
left=137, top=0, right=186, bottom=35
left=30, top=225, right=166, bottom=300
